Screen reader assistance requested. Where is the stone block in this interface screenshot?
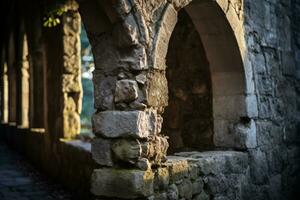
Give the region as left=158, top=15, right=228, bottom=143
left=178, top=151, right=248, bottom=175
left=230, top=119, right=257, bottom=149
left=143, top=136, right=169, bottom=164
left=213, top=119, right=257, bottom=149
left=167, top=156, right=189, bottom=183
left=153, top=4, right=177, bottom=70
left=112, top=139, right=142, bottom=164
left=169, top=0, right=192, bottom=10
left=136, top=74, right=147, bottom=84
left=114, top=79, right=139, bottom=103
left=91, top=168, right=154, bottom=198
left=149, top=193, right=168, bottom=200
left=177, top=179, right=193, bottom=199
left=192, top=178, right=204, bottom=195
left=193, top=191, right=209, bottom=200
left=145, top=71, right=168, bottom=108
left=63, top=110, right=80, bottom=139
left=91, top=138, right=113, bottom=166
left=118, top=45, right=148, bottom=71
left=245, top=94, right=258, bottom=118
left=113, top=14, right=139, bottom=47
left=281, top=51, right=296, bottom=76
left=213, top=95, right=247, bottom=120
left=93, top=75, right=116, bottom=110
left=62, top=74, right=81, bottom=93
left=188, top=163, right=199, bottom=180
left=249, top=149, right=269, bottom=184
left=92, top=110, right=158, bottom=138
left=167, top=184, right=179, bottom=200
left=154, top=167, right=170, bottom=190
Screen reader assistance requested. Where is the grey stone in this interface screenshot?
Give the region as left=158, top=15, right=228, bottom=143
left=249, top=149, right=269, bottom=184
left=129, top=101, right=147, bottom=110
left=91, top=138, right=113, bottom=166
left=93, top=75, right=116, bottom=110
left=136, top=158, right=151, bottom=170
left=206, top=174, right=228, bottom=195
left=113, top=14, right=139, bottom=47
left=91, top=168, right=154, bottom=198
left=192, top=178, right=204, bottom=195
left=189, top=164, right=199, bottom=180
left=92, top=111, right=156, bottom=138
left=119, top=45, right=148, bottom=71
left=268, top=174, right=282, bottom=200
left=181, top=151, right=248, bottom=175
left=177, top=179, right=193, bottom=199
left=153, top=192, right=168, bottom=200
left=229, top=119, right=257, bottom=149
left=193, top=191, right=209, bottom=200
left=115, top=79, right=139, bottom=103
left=112, top=139, right=142, bottom=164
left=167, top=184, right=179, bottom=200
left=136, top=74, right=147, bottom=84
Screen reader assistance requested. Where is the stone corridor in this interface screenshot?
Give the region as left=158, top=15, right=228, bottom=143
left=0, top=141, right=74, bottom=200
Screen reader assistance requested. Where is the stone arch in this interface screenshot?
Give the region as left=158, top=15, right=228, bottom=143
left=79, top=1, right=258, bottom=198
left=157, top=0, right=258, bottom=149
left=79, top=0, right=257, bottom=151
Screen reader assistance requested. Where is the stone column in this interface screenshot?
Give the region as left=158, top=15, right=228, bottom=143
left=16, top=34, right=30, bottom=128
left=7, top=33, right=17, bottom=124
left=28, top=19, right=45, bottom=129
left=60, top=8, right=82, bottom=139
left=0, top=48, right=9, bottom=123
left=44, top=2, right=82, bottom=140
left=84, top=1, right=191, bottom=199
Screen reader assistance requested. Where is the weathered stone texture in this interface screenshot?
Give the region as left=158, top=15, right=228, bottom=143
left=243, top=0, right=300, bottom=199
left=91, top=168, right=154, bottom=198
left=92, top=110, right=160, bottom=138
left=60, top=8, right=82, bottom=139
left=155, top=151, right=248, bottom=200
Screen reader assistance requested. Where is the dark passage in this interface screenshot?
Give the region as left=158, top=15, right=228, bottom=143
left=0, top=141, right=74, bottom=200
left=163, top=10, right=213, bottom=154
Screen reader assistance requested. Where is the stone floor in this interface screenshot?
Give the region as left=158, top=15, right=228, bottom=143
left=0, top=141, right=75, bottom=200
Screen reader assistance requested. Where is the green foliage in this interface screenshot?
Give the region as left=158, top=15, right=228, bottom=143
left=43, top=0, right=77, bottom=27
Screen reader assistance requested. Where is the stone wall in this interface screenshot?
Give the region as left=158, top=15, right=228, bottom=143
left=91, top=151, right=249, bottom=200
left=243, top=0, right=300, bottom=199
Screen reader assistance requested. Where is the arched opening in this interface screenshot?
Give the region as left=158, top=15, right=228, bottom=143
left=163, top=0, right=255, bottom=152
left=163, top=10, right=213, bottom=153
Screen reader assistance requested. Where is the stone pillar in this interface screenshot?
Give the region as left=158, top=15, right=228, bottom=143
left=83, top=1, right=191, bottom=199
left=28, top=19, right=45, bottom=129
left=16, top=34, right=30, bottom=128
left=7, top=33, right=17, bottom=124
left=44, top=2, right=82, bottom=140
left=60, top=8, right=82, bottom=139
left=0, top=48, right=9, bottom=123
